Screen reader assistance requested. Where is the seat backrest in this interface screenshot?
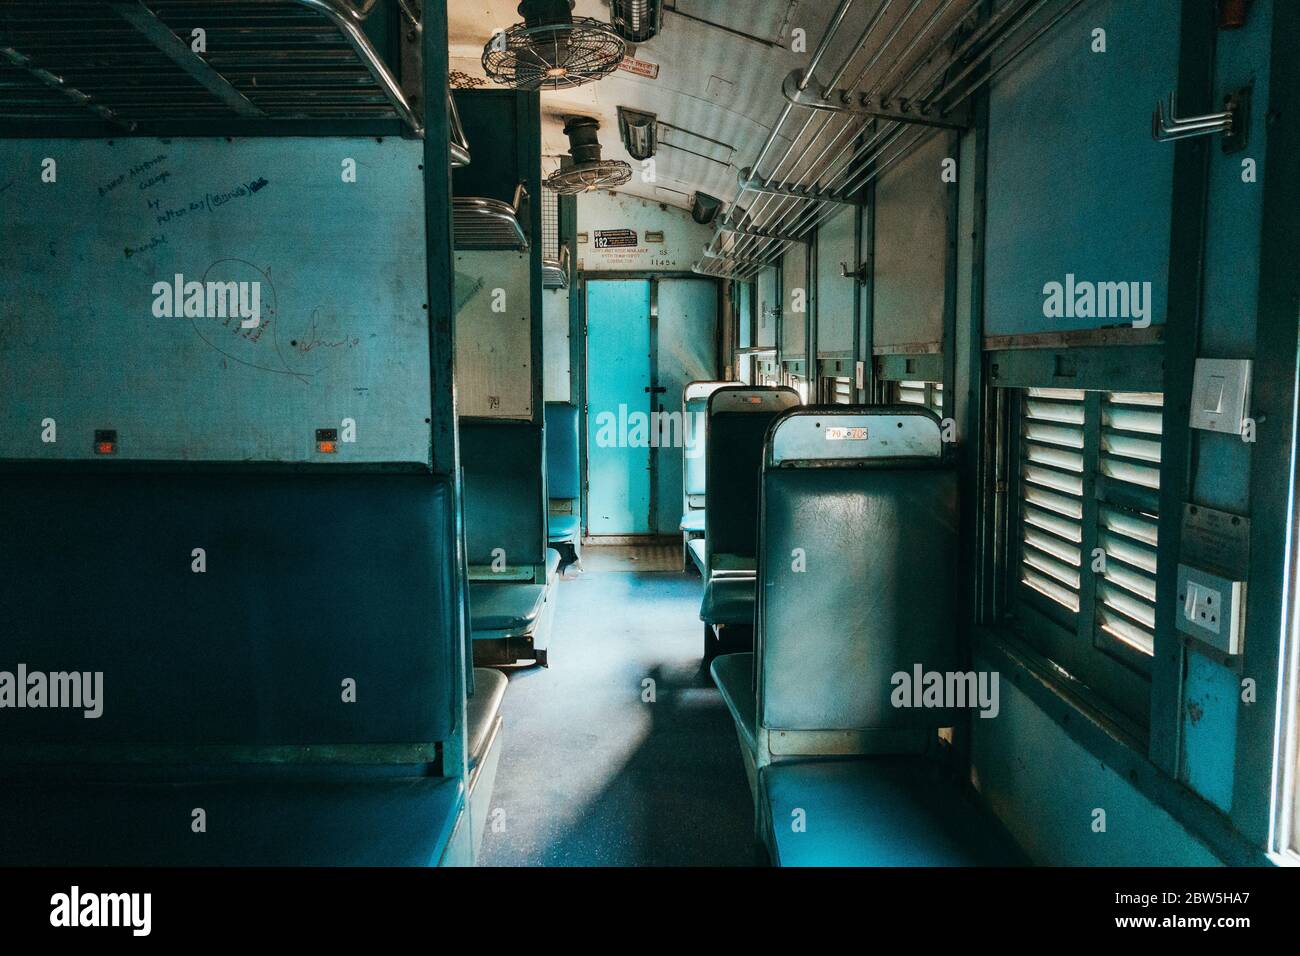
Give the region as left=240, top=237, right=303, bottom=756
left=544, top=402, right=580, bottom=501
left=682, top=381, right=727, bottom=502
left=705, top=386, right=800, bottom=561
left=460, top=420, right=546, bottom=570
left=0, top=473, right=460, bottom=747
left=756, top=407, right=959, bottom=749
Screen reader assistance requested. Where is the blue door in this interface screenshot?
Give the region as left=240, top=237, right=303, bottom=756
left=586, top=280, right=652, bottom=534
left=653, top=278, right=718, bottom=534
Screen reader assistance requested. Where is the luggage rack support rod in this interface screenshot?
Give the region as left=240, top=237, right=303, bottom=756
left=293, top=0, right=422, bottom=134
left=111, top=1, right=263, bottom=118
left=715, top=0, right=859, bottom=226
left=710, top=0, right=1083, bottom=274
left=0, top=45, right=135, bottom=130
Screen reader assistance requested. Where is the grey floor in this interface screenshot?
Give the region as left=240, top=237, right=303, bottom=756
left=478, top=548, right=759, bottom=866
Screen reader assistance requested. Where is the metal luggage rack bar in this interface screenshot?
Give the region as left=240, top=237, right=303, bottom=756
left=453, top=182, right=530, bottom=251
left=542, top=245, right=569, bottom=288
left=0, top=0, right=423, bottom=136
left=696, top=0, right=1090, bottom=279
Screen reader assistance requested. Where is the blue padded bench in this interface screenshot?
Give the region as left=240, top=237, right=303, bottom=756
left=698, top=386, right=800, bottom=660
left=462, top=420, right=561, bottom=667
left=549, top=513, right=580, bottom=544
left=465, top=666, right=508, bottom=860
left=0, top=776, right=464, bottom=866
left=0, top=472, right=467, bottom=867
left=711, top=407, right=1024, bottom=867
left=467, top=548, right=560, bottom=667
left=761, top=759, right=1024, bottom=867
left=545, top=402, right=582, bottom=571
left=471, top=581, right=546, bottom=633
left=680, top=381, right=727, bottom=570
left=686, top=535, right=706, bottom=575
left=679, top=510, right=705, bottom=535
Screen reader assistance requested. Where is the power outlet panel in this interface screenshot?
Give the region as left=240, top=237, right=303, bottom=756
left=1175, top=563, right=1245, bottom=655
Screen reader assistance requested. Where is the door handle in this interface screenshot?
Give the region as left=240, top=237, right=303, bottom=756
left=644, top=386, right=666, bottom=394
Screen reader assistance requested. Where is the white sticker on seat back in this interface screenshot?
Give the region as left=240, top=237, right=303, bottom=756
left=825, top=427, right=868, bottom=441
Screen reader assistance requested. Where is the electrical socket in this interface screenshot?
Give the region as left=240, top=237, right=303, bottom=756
left=1182, top=580, right=1222, bottom=634
left=1175, top=563, right=1245, bottom=655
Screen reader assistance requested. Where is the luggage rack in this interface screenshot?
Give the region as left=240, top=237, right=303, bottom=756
left=453, top=182, right=529, bottom=251
left=0, top=0, right=422, bottom=136
left=696, top=0, right=1090, bottom=279
left=542, top=245, right=569, bottom=289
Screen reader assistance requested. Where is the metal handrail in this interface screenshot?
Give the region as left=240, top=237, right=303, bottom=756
left=453, top=182, right=530, bottom=251
left=714, top=0, right=859, bottom=233
left=293, top=0, right=421, bottom=134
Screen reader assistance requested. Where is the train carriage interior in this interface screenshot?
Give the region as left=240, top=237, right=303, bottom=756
left=1, top=0, right=1299, bottom=878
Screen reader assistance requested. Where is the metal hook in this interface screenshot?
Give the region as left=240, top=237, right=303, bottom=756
left=840, top=261, right=868, bottom=282
left=1152, top=87, right=1250, bottom=153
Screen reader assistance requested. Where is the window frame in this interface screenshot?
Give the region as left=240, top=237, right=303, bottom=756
left=1003, top=386, right=1158, bottom=729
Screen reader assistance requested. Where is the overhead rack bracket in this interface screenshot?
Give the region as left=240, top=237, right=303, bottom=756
left=735, top=167, right=857, bottom=206
left=781, top=69, right=969, bottom=131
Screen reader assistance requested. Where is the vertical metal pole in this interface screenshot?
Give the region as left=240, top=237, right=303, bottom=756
left=422, top=0, right=469, bottom=801
left=1150, top=0, right=1217, bottom=776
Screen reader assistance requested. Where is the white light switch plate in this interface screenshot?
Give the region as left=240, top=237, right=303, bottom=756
left=1189, top=358, right=1251, bottom=434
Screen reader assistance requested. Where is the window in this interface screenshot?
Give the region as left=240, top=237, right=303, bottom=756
left=894, top=379, right=943, bottom=417
left=820, top=376, right=853, bottom=404
left=1010, top=387, right=1163, bottom=724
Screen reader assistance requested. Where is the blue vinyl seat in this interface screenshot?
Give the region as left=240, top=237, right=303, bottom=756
left=545, top=402, right=582, bottom=571
left=762, top=759, right=1024, bottom=867
left=697, top=386, right=800, bottom=660
left=0, top=776, right=464, bottom=866
left=462, top=420, right=562, bottom=667
left=0, top=473, right=467, bottom=866
left=711, top=407, right=1024, bottom=867
left=679, top=381, right=727, bottom=570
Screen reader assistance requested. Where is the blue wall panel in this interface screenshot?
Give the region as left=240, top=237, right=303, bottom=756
left=971, top=652, right=1222, bottom=865
left=816, top=205, right=856, bottom=356
left=984, top=0, right=1179, bottom=336
left=655, top=278, right=717, bottom=534
left=873, top=132, right=949, bottom=351
left=0, top=138, right=431, bottom=464
left=1180, top=649, right=1240, bottom=814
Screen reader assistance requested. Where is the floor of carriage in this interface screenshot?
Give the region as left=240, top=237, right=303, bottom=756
left=477, top=546, right=759, bottom=866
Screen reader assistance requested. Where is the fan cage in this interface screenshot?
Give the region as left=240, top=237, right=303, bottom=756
left=545, top=160, right=632, bottom=195
left=482, top=18, right=625, bottom=91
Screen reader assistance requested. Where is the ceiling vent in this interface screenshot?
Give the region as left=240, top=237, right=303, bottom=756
left=610, top=0, right=663, bottom=43
left=617, top=106, right=658, bottom=160
left=482, top=0, right=626, bottom=91
left=545, top=117, right=633, bottom=193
